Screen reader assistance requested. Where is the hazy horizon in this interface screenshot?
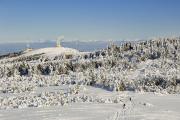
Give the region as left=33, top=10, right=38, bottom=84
left=0, top=40, right=126, bottom=55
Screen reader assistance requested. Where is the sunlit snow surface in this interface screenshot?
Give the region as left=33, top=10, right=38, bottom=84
left=0, top=86, right=180, bottom=120
left=23, top=47, right=80, bottom=57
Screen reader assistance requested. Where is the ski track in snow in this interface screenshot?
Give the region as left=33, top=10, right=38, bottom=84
left=107, top=92, right=180, bottom=120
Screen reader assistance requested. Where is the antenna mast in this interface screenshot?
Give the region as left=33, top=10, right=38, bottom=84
left=56, top=39, right=61, bottom=47
left=56, top=35, right=64, bottom=47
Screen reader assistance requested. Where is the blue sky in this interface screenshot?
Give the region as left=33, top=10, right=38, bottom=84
left=0, top=0, right=180, bottom=43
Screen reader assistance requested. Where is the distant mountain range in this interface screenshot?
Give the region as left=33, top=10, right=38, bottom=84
left=0, top=40, right=125, bottom=55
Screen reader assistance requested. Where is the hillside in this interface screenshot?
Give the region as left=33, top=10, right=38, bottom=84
left=0, top=37, right=180, bottom=119
left=0, top=37, right=180, bottom=93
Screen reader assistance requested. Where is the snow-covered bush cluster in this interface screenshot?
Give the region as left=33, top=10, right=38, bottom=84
left=0, top=85, right=79, bottom=109
left=0, top=37, right=180, bottom=109
left=0, top=85, right=124, bottom=109
left=0, top=73, right=86, bottom=94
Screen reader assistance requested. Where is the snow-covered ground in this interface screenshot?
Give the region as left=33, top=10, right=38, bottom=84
left=0, top=86, right=180, bottom=120
left=1, top=38, right=180, bottom=120
left=23, top=47, right=80, bottom=58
